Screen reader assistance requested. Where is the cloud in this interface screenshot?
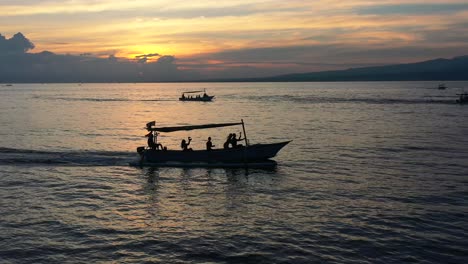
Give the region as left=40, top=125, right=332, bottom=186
left=135, top=53, right=160, bottom=63
left=0, top=32, right=35, bottom=54
left=2, top=29, right=468, bottom=82
left=0, top=32, right=196, bottom=82
left=356, top=3, right=468, bottom=15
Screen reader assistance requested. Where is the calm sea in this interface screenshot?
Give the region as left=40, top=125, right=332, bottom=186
left=1, top=82, right=467, bottom=263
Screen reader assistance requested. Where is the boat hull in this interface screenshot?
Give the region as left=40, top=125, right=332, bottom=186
left=179, top=96, right=214, bottom=102
left=139, top=141, right=290, bottom=164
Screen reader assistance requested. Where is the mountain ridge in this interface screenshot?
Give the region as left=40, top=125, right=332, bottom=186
left=202, top=55, right=468, bottom=82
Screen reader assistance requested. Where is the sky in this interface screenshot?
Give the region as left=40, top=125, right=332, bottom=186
left=1, top=0, right=468, bottom=81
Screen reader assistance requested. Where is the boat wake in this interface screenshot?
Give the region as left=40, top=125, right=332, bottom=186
left=0, top=147, right=135, bottom=167
left=0, top=147, right=279, bottom=168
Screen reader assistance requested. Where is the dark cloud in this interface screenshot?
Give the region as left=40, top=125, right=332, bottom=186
left=155, top=55, right=175, bottom=64
left=182, top=40, right=468, bottom=78
left=108, top=54, right=117, bottom=61
left=135, top=53, right=160, bottom=63
left=418, top=22, right=468, bottom=44
left=135, top=53, right=159, bottom=58
left=188, top=45, right=345, bottom=64
left=0, top=32, right=196, bottom=82
left=0, top=32, right=34, bottom=54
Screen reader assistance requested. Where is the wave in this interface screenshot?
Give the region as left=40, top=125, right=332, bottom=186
left=244, top=95, right=458, bottom=105
left=31, top=96, right=174, bottom=102
left=0, top=147, right=136, bottom=166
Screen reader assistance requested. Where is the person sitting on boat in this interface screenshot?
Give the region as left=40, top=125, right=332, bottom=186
left=203, top=92, right=208, bottom=98
left=181, top=137, right=193, bottom=151
left=223, top=134, right=233, bottom=149
left=230, top=132, right=244, bottom=148
left=181, top=94, right=185, bottom=99
left=146, top=132, right=162, bottom=150
left=206, top=137, right=215, bottom=151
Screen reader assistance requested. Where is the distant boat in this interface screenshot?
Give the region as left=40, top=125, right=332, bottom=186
left=179, top=89, right=214, bottom=101
left=135, top=120, right=290, bottom=167
left=456, top=93, right=468, bottom=104
left=438, top=83, right=447, bottom=90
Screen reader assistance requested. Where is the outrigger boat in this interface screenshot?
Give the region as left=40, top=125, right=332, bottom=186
left=179, top=89, right=214, bottom=102
left=135, top=120, right=290, bottom=167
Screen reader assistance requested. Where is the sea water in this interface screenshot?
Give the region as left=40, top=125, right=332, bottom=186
left=1, top=82, right=467, bottom=263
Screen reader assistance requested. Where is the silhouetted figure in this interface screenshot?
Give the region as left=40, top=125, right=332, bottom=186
left=146, top=131, right=162, bottom=150
left=223, top=133, right=233, bottom=149
left=181, top=137, right=193, bottom=151
left=206, top=137, right=215, bottom=151
left=230, top=132, right=244, bottom=148
left=154, top=132, right=163, bottom=150
left=146, top=132, right=156, bottom=149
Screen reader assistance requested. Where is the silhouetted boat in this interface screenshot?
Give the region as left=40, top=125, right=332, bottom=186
left=179, top=89, right=214, bottom=101
left=438, top=83, right=447, bottom=90
left=456, top=93, right=468, bottom=104
left=135, top=120, right=290, bottom=167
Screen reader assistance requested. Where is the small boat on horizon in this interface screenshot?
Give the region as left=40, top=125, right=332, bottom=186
left=134, top=120, right=290, bottom=167
left=456, top=93, right=468, bottom=104
left=438, top=83, right=447, bottom=90
left=179, top=89, right=214, bottom=102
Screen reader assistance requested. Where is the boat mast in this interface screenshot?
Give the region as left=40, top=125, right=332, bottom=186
left=241, top=119, right=249, bottom=146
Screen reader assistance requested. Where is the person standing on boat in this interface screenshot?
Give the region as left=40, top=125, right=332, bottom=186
left=181, top=137, right=193, bottom=151
left=146, top=132, right=156, bottom=149
left=206, top=137, right=215, bottom=151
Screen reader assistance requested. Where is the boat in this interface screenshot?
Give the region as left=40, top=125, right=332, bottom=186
left=179, top=89, right=214, bottom=101
left=135, top=120, right=290, bottom=167
left=438, top=83, right=447, bottom=90
left=456, top=93, right=468, bottom=104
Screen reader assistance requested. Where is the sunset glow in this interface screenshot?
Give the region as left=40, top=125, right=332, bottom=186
left=2, top=0, right=468, bottom=79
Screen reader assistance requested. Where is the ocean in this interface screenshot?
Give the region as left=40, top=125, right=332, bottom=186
left=1, top=82, right=467, bottom=263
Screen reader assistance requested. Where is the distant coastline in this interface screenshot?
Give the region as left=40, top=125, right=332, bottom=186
left=2, top=55, right=468, bottom=83
left=198, top=55, right=468, bottom=83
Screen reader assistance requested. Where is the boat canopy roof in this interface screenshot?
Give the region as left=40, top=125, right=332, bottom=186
left=182, top=90, right=204, bottom=94
left=147, top=122, right=242, bottom=132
